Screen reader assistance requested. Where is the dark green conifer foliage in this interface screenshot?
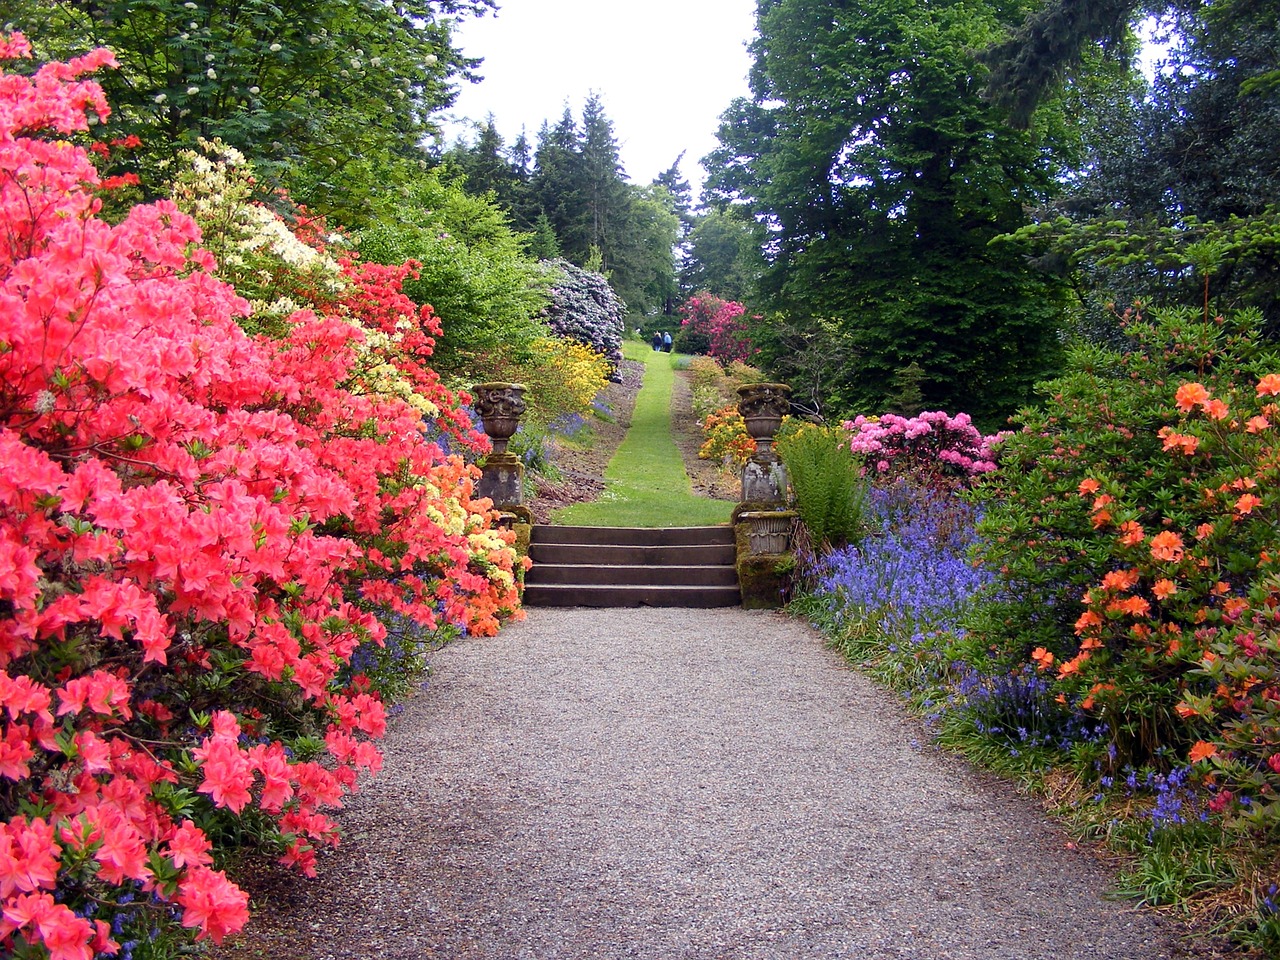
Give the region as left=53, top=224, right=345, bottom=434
left=707, top=0, right=1067, bottom=428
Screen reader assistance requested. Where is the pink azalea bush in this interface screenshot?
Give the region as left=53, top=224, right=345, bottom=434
left=677, top=293, right=754, bottom=363
left=0, top=37, right=520, bottom=957
left=843, top=411, right=1002, bottom=483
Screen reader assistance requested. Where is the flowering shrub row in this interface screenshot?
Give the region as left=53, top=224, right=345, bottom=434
left=799, top=304, right=1280, bottom=946
left=697, top=407, right=756, bottom=468
left=0, top=40, right=520, bottom=958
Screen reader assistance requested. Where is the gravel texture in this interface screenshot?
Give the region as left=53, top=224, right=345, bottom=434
left=215, top=607, right=1203, bottom=960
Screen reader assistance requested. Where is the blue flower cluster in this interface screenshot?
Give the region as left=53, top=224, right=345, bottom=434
left=813, top=480, right=992, bottom=635
left=949, top=662, right=1090, bottom=753
left=1098, top=765, right=1207, bottom=832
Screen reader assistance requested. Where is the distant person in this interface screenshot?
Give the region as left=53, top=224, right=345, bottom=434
left=652, top=331, right=663, bottom=351
left=662, top=331, right=673, bottom=352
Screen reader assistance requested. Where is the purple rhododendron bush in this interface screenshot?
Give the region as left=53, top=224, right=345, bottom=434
left=0, top=38, right=522, bottom=958
left=795, top=307, right=1280, bottom=951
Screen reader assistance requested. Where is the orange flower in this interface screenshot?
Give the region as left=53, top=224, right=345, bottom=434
left=1189, top=741, right=1218, bottom=763
left=1092, top=510, right=1113, bottom=529
left=1080, top=682, right=1115, bottom=711
left=1030, top=647, right=1055, bottom=671
left=1058, top=653, right=1088, bottom=677
left=1102, top=568, right=1140, bottom=591
left=1077, top=478, right=1101, bottom=496
left=1158, top=427, right=1199, bottom=454
left=1150, top=531, right=1185, bottom=562
left=1118, top=520, right=1144, bottom=546
left=1246, top=415, right=1271, bottom=434
left=1235, top=493, right=1263, bottom=515
left=1074, top=610, right=1103, bottom=634
left=1153, top=578, right=1178, bottom=600
left=1175, top=702, right=1198, bottom=719
left=1195, top=523, right=1215, bottom=541
left=1205, top=398, right=1230, bottom=420
left=1224, top=597, right=1250, bottom=620
left=1115, top=595, right=1151, bottom=617
left=1175, top=382, right=1210, bottom=412
left=1257, top=373, right=1280, bottom=397
left=1092, top=494, right=1114, bottom=511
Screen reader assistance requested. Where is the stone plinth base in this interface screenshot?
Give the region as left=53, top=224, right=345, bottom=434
left=732, top=519, right=795, bottom=610
left=477, top=454, right=524, bottom=511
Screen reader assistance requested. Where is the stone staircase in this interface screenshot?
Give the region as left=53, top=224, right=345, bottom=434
left=523, top=525, right=740, bottom=608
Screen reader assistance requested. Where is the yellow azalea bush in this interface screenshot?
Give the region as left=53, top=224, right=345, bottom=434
left=514, top=336, right=612, bottom=426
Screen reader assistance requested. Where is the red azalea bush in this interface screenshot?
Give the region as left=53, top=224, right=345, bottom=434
left=0, top=37, right=520, bottom=957
left=676, top=293, right=754, bottom=363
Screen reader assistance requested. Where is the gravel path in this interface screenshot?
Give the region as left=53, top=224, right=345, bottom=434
left=226, top=606, right=1195, bottom=960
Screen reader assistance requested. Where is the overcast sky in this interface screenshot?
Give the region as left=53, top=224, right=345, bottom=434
left=440, top=1, right=758, bottom=195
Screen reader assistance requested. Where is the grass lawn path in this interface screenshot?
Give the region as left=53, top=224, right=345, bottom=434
left=551, top=341, right=736, bottom=527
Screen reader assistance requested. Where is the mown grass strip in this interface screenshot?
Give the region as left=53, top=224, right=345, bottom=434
left=551, top=341, right=736, bottom=527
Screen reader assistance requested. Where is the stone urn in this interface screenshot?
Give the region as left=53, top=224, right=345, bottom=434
left=740, top=510, right=797, bottom=555
left=737, top=382, right=791, bottom=504
left=737, top=382, right=792, bottom=461
left=472, top=382, right=527, bottom=511
left=472, top=382, right=527, bottom=456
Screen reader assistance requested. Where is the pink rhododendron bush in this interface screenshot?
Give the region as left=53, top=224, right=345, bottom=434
left=675, top=293, right=754, bottom=363
left=0, top=37, right=521, bottom=957
left=843, top=411, right=1002, bottom=484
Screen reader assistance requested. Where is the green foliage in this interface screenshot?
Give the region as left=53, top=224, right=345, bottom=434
left=12, top=0, right=492, bottom=218
left=448, top=95, right=680, bottom=320
left=1110, top=820, right=1237, bottom=908
left=680, top=207, right=765, bottom=304
left=776, top=423, right=868, bottom=549
left=357, top=168, right=553, bottom=378
left=997, top=208, right=1280, bottom=338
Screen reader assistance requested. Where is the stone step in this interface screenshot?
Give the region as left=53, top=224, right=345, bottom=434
left=528, top=542, right=737, bottom=567
left=524, top=563, right=739, bottom=588
left=523, top=524, right=741, bottom=608
left=530, top=524, right=734, bottom=547
left=521, top=583, right=741, bottom=608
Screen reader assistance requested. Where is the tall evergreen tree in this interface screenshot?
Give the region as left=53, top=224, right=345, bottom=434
left=577, top=93, right=632, bottom=272
left=532, top=109, right=592, bottom=261
left=446, top=116, right=519, bottom=208
left=707, top=0, right=1067, bottom=425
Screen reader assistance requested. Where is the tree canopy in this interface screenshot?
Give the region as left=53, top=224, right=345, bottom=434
left=9, top=0, right=494, bottom=219
left=706, top=0, right=1068, bottom=426
left=445, top=94, right=682, bottom=322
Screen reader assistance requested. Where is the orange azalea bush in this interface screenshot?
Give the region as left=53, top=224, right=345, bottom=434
left=698, top=405, right=756, bottom=467
left=971, top=306, right=1280, bottom=808
left=0, top=39, right=520, bottom=958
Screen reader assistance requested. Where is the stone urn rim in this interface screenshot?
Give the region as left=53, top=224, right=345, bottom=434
left=738, top=509, right=798, bottom=520
left=473, top=380, right=526, bottom=393
left=736, top=382, right=793, bottom=397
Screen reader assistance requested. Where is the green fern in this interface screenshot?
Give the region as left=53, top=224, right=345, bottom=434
left=776, top=424, right=867, bottom=548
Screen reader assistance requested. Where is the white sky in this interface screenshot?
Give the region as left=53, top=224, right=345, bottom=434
left=440, top=1, right=758, bottom=195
